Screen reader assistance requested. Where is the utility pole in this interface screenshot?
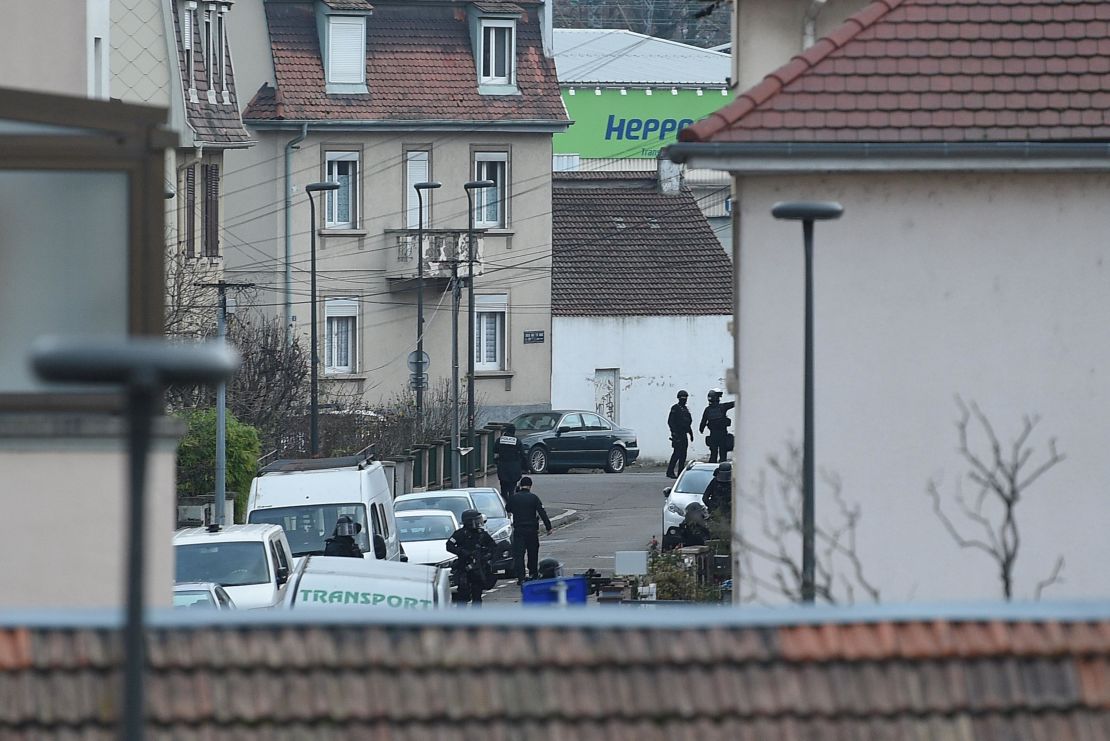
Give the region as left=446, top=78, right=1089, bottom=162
left=198, top=280, right=253, bottom=525
left=463, top=180, right=494, bottom=486
left=413, top=181, right=441, bottom=431
left=449, top=255, right=462, bottom=488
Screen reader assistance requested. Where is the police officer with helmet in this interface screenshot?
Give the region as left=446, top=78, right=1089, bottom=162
left=666, top=389, right=694, bottom=478
left=699, top=388, right=736, bottom=463
left=446, top=509, right=500, bottom=605
left=494, top=424, right=527, bottom=503
left=323, top=515, right=363, bottom=558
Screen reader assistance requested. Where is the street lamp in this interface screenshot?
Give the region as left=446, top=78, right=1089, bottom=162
left=771, top=200, right=843, bottom=604
left=464, top=179, right=495, bottom=485
left=413, top=180, right=441, bottom=431
left=305, top=181, right=340, bottom=457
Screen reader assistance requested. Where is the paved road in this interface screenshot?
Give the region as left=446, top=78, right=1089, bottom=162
left=483, top=470, right=668, bottom=604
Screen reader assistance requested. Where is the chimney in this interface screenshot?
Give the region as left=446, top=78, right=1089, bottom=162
left=658, top=158, right=682, bottom=195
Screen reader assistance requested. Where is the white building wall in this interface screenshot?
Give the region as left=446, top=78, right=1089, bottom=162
left=552, top=315, right=732, bottom=461
left=733, top=170, right=1110, bottom=603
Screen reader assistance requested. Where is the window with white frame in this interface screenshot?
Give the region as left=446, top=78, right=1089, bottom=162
left=404, top=149, right=430, bottom=229
left=480, top=20, right=515, bottom=85
left=325, top=151, right=358, bottom=228
left=325, top=298, right=358, bottom=374
left=474, top=294, right=507, bottom=372
left=327, top=16, right=366, bottom=85
left=473, top=151, right=507, bottom=228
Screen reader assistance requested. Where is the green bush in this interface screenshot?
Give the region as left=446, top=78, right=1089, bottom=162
left=648, top=553, right=720, bottom=602
left=176, top=408, right=261, bottom=522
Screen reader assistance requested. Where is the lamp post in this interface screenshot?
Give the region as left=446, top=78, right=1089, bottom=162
left=771, top=200, right=843, bottom=604
left=31, top=337, right=238, bottom=741
left=305, top=181, right=340, bottom=457
left=463, top=179, right=495, bottom=485
left=413, top=180, right=441, bottom=431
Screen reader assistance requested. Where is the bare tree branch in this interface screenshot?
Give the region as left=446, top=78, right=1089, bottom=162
left=929, top=397, right=1066, bottom=600
left=1033, top=556, right=1066, bottom=600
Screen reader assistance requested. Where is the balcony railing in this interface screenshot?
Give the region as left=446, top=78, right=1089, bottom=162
left=384, top=229, right=484, bottom=282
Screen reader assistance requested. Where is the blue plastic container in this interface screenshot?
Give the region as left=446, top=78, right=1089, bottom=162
left=520, top=576, right=589, bottom=605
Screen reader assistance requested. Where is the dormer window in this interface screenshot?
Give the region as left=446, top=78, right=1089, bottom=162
left=480, top=20, right=515, bottom=86
left=325, top=16, right=367, bottom=93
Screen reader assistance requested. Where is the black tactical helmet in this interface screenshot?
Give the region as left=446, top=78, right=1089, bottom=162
left=707, top=388, right=723, bottom=402
left=714, top=462, right=733, bottom=483
left=537, top=558, right=561, bottom=579
left=684, top=501, right=709, bottom=525
left=334, top=514, right=359, bottom=537
left=461, top=509, right=484, bottom=530
left=677, top=390, right=688, bottom=399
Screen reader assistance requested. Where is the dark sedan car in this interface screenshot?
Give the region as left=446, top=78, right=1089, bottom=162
left=510, top=410, right=639, bottom=474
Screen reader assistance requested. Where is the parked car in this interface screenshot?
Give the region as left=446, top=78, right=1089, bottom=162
left=662, top=461, right=718, bottom=535
left=246, top=453, right=401, bottom=563
left=510, top=410, right=639, bottom=474
left=283, top=555, right=451, bottom=611
left=395, top=509, right=459, bottom=568
left=173, top=524, right=293, bottom=609
left=172, top=582, right=236, bottom=610
left=394, top=488, right=513, bottom=577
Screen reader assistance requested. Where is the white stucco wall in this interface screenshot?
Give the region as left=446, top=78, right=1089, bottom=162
left=552, top=315, right=732, bottom=461
left=733, top=170, right=1110, bottom=603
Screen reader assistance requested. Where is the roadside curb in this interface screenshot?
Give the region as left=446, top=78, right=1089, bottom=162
left=549, top=508, right=583, bottom=530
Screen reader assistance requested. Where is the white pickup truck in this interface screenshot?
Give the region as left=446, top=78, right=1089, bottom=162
left=283, top=555, right=450, bottom=610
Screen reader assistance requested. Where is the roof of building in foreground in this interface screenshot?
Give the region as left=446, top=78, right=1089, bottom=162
left=553, top=28, right=730, bottom=87
left=680, top=0, right=1110, bottom=145
left=552, top=171, right=732, bottom=317
left=1, top=602, right=1108, bottom=739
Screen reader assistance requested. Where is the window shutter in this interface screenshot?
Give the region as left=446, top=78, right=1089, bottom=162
left=475, top=293, right=508, bottom=312
left=328, top=17, right=365, bottom=84
left=184, top=165, right=196, bottom=257
left=326, top=297, right=359, bottom=317
left=203, top=163, right=219, bottom=257
left=405, top=151, right=429, bottom=228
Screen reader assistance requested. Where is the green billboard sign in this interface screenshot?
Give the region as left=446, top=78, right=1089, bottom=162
left=554, top=87, right=730, bottom=159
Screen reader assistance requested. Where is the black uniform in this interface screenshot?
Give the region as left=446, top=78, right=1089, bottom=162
left=323, top=535, right=362, bottom=558
left=495, top=432, right=527, bottom=502
left=666, top=401, right=694, bottom=477
left=505, top=488, right=553, bottom=581
left=446, top=526, right=498, bottom=604
left=703, top=474, right=732, bottom=520
left=676, top=520, right=710, bottom=547
left=699, top=400, right=736, bottom=463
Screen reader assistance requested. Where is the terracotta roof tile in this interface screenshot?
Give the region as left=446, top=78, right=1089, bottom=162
left=681, top=0, right=1110, bottom=144
left=244, top=1, right=566, bottom=125
left=551, top=174, right=732, bottom=317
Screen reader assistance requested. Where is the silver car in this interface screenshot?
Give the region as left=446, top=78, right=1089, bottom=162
left=662, top=462, right=718, bottom=534
left=394, top=487, right=514, bottom=576
left=173, top=582, right=236, bottom=610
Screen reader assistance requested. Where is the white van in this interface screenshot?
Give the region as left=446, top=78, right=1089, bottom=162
left=173, top=524, right=293, bottom=609
left=283, top=555, right=450, bottom=610
left=245, top=454, right=401, bottom=563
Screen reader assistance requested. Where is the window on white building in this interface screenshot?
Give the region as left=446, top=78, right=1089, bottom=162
left=325, top=151, right=358, bottom=228
left=474, top=293, right=507, bottom=372
left=473, top=151, right=507, bottom=228
left=325, top=298, right=358, bottom=374
left=404, top=149, right=430, bottom=229
left=480, top=20, right=515, bottom=85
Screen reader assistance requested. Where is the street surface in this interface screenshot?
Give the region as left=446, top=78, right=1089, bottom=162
left=484, top=469, right=667, bottom=604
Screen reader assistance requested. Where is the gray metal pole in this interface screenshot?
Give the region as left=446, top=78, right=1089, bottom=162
left=451, top=258, right=461, bottom=487
left=466, top=191, right=476, bottom=486
left=308, top=193, right=320, bottom=457
left=801, top=219, right=816, bottom=604
left=215, top=283, right=227, bottom=526
left=416, top=189, right=426, bottom=428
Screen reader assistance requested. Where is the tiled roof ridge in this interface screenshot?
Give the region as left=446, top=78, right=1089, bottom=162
left=679, top=0, right=904, bottom=143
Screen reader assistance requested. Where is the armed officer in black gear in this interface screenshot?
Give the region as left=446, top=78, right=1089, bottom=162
left=666, top=390, right=694, bottom=478
left=703, top=462, right=733, bottom=520
left=446, top=509, right=499, bottom=605
left=699, top=388, right=736, bottom=463
left=676, top=502, right=711, bottom=547
left=323, top=515, right=363, bottom=558
left=505, top=476, right=553, bottom=584
left=494, top=424, right=527, bottom=503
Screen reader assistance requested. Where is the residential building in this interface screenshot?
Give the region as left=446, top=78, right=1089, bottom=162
left=5, top=603, right=1110, bottom=737
left=224, top=0, right=568, bottom=423
left=551, top=28, right=733, bottom=245
left=669, top=0, right=1110, bottom=602
left=0, top=1, right=111, bottom=99
left=551, top=171, right=732, bottom=461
